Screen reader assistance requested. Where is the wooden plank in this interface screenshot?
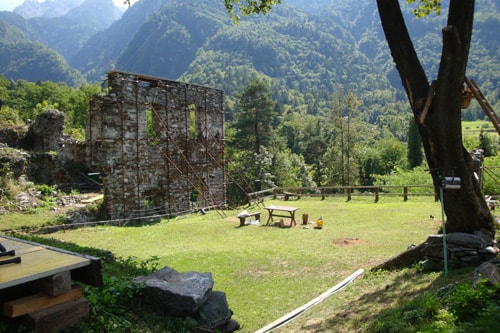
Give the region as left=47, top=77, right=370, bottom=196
left=24, top=297, right=89, bottom=333
left=71, top=257, right=103, bottom=287
left=3, top=285, right=82, bottom=318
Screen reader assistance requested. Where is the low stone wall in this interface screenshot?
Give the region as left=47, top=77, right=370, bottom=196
left=421, top=231, right=498, bottom=269
left=374, top=230, right=499, bottom=271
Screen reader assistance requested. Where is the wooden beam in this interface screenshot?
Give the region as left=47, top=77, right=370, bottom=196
left=24, top=298, right=89, bottom=333
left=3, top=286, right=82, bottom=318
left=419, top=80, right=436, bottom=124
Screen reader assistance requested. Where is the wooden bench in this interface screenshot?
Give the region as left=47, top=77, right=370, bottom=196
left=284, top=192, right=301, bottom=201
left=238, top=212, right=261, bottom=226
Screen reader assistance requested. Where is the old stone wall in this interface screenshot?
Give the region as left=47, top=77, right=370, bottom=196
left=87, top=71, right=225, bottom=220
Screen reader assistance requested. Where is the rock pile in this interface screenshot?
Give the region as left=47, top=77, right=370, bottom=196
left=421, top=231, right=499, bottom=269
left=133, top=267, right=239, bottom=333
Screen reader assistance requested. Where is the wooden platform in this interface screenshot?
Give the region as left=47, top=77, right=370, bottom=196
left=0, top=235, right=102, bottom=332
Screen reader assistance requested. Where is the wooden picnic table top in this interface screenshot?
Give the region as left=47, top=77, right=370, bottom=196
left=0, top=235, right=91, bottom=290
left=264, top=205, right=299, bottom=212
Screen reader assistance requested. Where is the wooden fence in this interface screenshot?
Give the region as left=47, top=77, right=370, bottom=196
left=247, top=185, right=438, bottom=203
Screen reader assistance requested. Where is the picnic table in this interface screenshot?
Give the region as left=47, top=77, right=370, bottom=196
left=264, top=205, right=299, bottom=227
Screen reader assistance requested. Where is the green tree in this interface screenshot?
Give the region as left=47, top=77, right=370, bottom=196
left=478, top=128, right=495, bottom=157
left=377, top=0, right=494, bottom=234
left=232, top=77, right=276, bottom=155
left=224, top=0, right=496, bottom=235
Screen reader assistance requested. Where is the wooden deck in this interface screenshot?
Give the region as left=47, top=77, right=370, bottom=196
left=0, top=235, right=102, bottom=332
left=0, top=236, right=91, bottom=289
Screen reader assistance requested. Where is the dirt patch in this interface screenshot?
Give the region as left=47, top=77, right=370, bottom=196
left=332, top=238, right=366, bottom=247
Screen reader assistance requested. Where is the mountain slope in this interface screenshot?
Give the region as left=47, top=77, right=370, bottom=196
left=70, top=0, right=167, bottom=81
left=0, top=0, right=121, bottom=60
left=115, top=0, right=230, bottom=79
left=13, top=0, right=85, bottom=19
left=0, top=20, right=85, bottom=86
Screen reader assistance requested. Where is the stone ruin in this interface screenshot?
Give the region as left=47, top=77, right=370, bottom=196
left=0, top=71, right=226, bottom=220
left=87, top=71, right=226, bottom=220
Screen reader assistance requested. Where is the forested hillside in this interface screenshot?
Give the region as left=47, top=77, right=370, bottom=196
left=0, top=0, right=498, bottom=116
left=0, top=20, right=85, bottom=86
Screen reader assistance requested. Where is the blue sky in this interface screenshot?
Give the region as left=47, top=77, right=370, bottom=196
left=0, top=0, right=136, bottom=12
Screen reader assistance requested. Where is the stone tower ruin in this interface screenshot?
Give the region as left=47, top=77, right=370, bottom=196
left=87, top=71, right=225, bottom=220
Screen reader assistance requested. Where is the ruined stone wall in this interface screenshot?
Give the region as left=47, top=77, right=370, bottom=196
left=87, top=71, right=225, bottom=220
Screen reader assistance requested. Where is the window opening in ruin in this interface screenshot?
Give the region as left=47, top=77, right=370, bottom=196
left=146, top=108, right=160, bottom=145
left=190, top=187, right=199, bottom=209
left=188, top=104, right=196, bottom=140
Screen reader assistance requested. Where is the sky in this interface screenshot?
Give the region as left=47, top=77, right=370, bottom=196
left=0, top=0, right=138, bottom=12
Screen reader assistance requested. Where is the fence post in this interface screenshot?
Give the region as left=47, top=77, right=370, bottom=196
left=346, top=187, right=351, bottom=202
left=403, top=186, right=408, bottom=201
left=374, top=186, right=379, bottom=203
left=321, top=188, right=325, bottom=200
left=273, top=188, right=277, bottom=200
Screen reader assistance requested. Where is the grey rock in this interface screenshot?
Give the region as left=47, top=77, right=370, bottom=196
left=446, top=233, right=487, bottom=249
left=422, top=243, right=446, bottom=259
left=478, top=246, right=499, bottom=255
left=474, top=262, right=500, bottom=287
left=196, top=291, right=232, bottom=329
left=134, top=267, right=214, bottom=317
left=425, top=234, right=444, bottom=245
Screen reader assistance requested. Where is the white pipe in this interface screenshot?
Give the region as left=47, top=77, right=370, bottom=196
left=255, top=268, right=365, bottom=333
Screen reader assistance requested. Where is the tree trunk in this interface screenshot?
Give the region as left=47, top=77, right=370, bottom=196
left=376, top=0, right=494, bottom=236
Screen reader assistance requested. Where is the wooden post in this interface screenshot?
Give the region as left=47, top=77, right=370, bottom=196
left=273, top=188, right=277, bottom=200
left=403, top=186, right=408, bottom=201
left=374, top=187, right=379, bottom=203
left=346, top=187, right=351, bottom=202
left=321, top=188, right=325, bottom=200
left=302, top=214, right=308, bottom=225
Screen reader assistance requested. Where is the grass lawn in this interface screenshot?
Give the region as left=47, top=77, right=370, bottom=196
left=30, top=195, right=444, bottom=332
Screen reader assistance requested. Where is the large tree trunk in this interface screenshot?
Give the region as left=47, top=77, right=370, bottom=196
left=376, top=0, right=494, bottom=236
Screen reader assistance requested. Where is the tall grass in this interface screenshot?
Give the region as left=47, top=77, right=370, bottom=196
left=32, top=196, right=442, bottom=332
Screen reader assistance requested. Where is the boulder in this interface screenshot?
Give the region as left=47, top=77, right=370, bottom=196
left=196, top=291, right=234, bottom=330
left=134, top=267, right=214, bottom=317
left=474, top=261, right=500, bottom=287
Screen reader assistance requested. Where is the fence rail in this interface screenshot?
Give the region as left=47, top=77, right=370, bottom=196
left=248, top=185, right=438, bottom=203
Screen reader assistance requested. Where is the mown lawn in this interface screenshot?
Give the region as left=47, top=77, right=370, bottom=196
left=31, top=195, right=443, bottom=332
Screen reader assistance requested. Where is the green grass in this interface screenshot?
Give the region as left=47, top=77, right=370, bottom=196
left=462, top=120, right=496, bottom=135
left=23, top=196, right=444, bottom=332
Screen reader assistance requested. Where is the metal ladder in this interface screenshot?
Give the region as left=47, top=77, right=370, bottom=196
left=465, top=77, right=500, bottom=136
